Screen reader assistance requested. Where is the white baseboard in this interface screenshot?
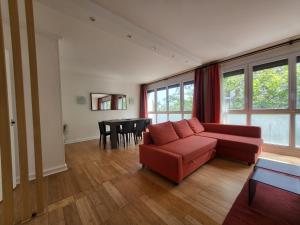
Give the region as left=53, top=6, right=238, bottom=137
left=64, top=136, right=99, bottom=144
left=16, top=163, right=68, bottom=184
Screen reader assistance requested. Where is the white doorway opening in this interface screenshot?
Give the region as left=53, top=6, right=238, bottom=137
left=0, top=50, right=17, bottom=202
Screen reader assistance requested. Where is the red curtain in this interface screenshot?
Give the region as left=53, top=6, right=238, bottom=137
left=192, top=63, right=220, bottom=123
left=97, top=98, right=102, bottom=110
left=111, top=95, right=118, bottom=110
left=139, top=84, right=148, bottom=118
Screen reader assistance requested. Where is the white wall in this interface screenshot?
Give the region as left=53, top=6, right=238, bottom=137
left=61, top=73, right=140, bottom=143
left=3, top=24, right=66, bottom=180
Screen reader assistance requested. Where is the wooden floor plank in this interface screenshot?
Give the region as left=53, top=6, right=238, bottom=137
left=2, top=139, right=299, bottom=224
left=102, top=181, right=128, bottom=208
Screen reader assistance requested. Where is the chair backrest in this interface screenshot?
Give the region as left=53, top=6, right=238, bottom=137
left=135, top=120, right=146, bottom=134
left=98, top=121, right=106, bottom=134
left=121, top=121, right=135, bottom=133
left=144, top=119, right=151, bottom=130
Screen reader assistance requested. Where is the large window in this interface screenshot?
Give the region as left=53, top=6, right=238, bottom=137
left=251, top=114, right=290, bottom=146
left=223, top=69, right=245, bottom=110
left=157, top=88, right=167, bottom=112
left=297, top=56, right=300, bottom=109
left=297, top=57, right=300, bottom=148
left=295, top=115, right=300, bottom=148
left=223, top=114, right=247, bottom=125
left=183, top=81, right=194, bottom=119
left=147, top=90, right=156, bottom=124
left=223, top=55, right=300, bottom=149
left=252, top=60, right=289, bottom=109
left=147, top=90, right=155, bottom=112
left=147, top=81, right=194, bottom=123
left=168, top=84, right=180, bottom=111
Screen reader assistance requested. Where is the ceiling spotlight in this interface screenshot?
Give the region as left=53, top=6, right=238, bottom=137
left=127, top=34, right=132, bottom=39
left=89, top=17, right=96, bottom=22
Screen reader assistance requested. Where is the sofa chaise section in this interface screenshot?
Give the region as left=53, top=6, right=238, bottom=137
left=199, top=123, right=263, bottom=165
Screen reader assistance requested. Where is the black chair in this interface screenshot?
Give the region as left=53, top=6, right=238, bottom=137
left=119, top=121, right=135, bottom=148
left=144, top=119, right=151, bottom=131
left=134, top=120, right=146, bottom=144
left=98, top=121, right=111, bottom=148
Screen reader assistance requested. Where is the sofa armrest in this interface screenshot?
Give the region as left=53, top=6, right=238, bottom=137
left=202, top=123, right=261, bottom=138
left=143, top=132, right=153, bottom=144
left=139, top=144, right=183, bottom=183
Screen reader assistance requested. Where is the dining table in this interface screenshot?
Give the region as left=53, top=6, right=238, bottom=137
left=103, top=118, right=152, bottom=149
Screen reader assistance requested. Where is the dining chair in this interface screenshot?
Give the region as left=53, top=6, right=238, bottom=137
left=98, top=121, right=111, bottom=148
left=119, top=121, right=135, bottom=148
left=134, top=120, right=146, bottom=144
left=144, top=119, right=151, bottom=131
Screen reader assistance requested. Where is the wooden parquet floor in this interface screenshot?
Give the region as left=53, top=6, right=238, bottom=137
left=4, top=139, right=297, bottom=225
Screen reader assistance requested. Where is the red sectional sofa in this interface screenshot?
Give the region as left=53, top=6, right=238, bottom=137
left=139, top=118, right=263, bottom=183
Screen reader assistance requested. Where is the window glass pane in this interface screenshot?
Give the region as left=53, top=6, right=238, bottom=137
left=157, top=88, right=167, bottom=112
left=148, top=113, right=156, bottom=124
left=147, top=91, right=155, bottom=112
left=251, top=114, right=290, bottom=146
left=297, top=57, right=300, bottom=109
left=252, top=60, right=288, bottom=109
left=223, top=114, right=247, bottom=125
left=223, top=70, right=245, bottom=110
left=168, top=84, right=180, bottom=111
left=169, top=114, right=182, bottom=121
left=296, top=115, right=300, bottom=148
left=184, top=81, right=194, bottom=111
left=157, top=114, right=167, bottom=123
left=183, top=114, right=192, bottom=119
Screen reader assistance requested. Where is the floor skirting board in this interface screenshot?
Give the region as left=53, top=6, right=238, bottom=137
left=64, top=136, right=99, bottom=144
left=16, top=163, right=68, bottom=183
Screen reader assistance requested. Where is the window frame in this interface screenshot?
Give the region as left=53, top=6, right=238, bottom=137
left=222, top=52, right=300, bottom=149
left=182, top=80, right=194, bottom=116
left=147, top=80, right=194, bottom=123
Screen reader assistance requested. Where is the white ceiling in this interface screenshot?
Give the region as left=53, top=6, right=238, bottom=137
left=33, top=0, right=300, bottom=83
left=93, top=0, right=300, bottom=62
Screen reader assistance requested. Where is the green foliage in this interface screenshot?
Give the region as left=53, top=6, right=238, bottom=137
left=223, top=74, right=244, bottom=110
left=149, top=83, right=194, bottom=115
left=184, top=84, right=193, bottom=111
left=253, top=66, right=288, bottom=109
left=223, top=66, right=289, bottom=110
left=168, top=86, right=180, bottom=111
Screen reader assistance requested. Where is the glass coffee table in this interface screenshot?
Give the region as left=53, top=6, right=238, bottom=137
left=249, top=158, right=300, bottom=206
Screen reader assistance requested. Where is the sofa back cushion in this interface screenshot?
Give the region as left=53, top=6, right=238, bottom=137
left=172, top=120, right=194, bottom=138
left=187, top=117, right=205, bottom=133
left=148, top=121, right=179, bottom=145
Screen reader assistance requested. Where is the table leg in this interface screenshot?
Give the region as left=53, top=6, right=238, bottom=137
left=248, top=179, right=256, bottom=206
left=110, top=124, right=118, bottom=149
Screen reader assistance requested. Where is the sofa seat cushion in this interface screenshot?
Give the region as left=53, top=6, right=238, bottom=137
left=187, top=118, right=205, bottom=133
left=197, top=132, right=263, bottom=153
left=172, top=120, right=194, bottom=138
left=160, top=136, right=217, bottom=164
left=148, top=121, right=179, bottom=145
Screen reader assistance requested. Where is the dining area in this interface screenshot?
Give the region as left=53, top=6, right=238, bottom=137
left=98, top=118, right=152, bottom=149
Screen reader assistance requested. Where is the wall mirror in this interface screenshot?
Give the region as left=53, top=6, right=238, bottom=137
left=90, top=93, right=127, bottom=111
